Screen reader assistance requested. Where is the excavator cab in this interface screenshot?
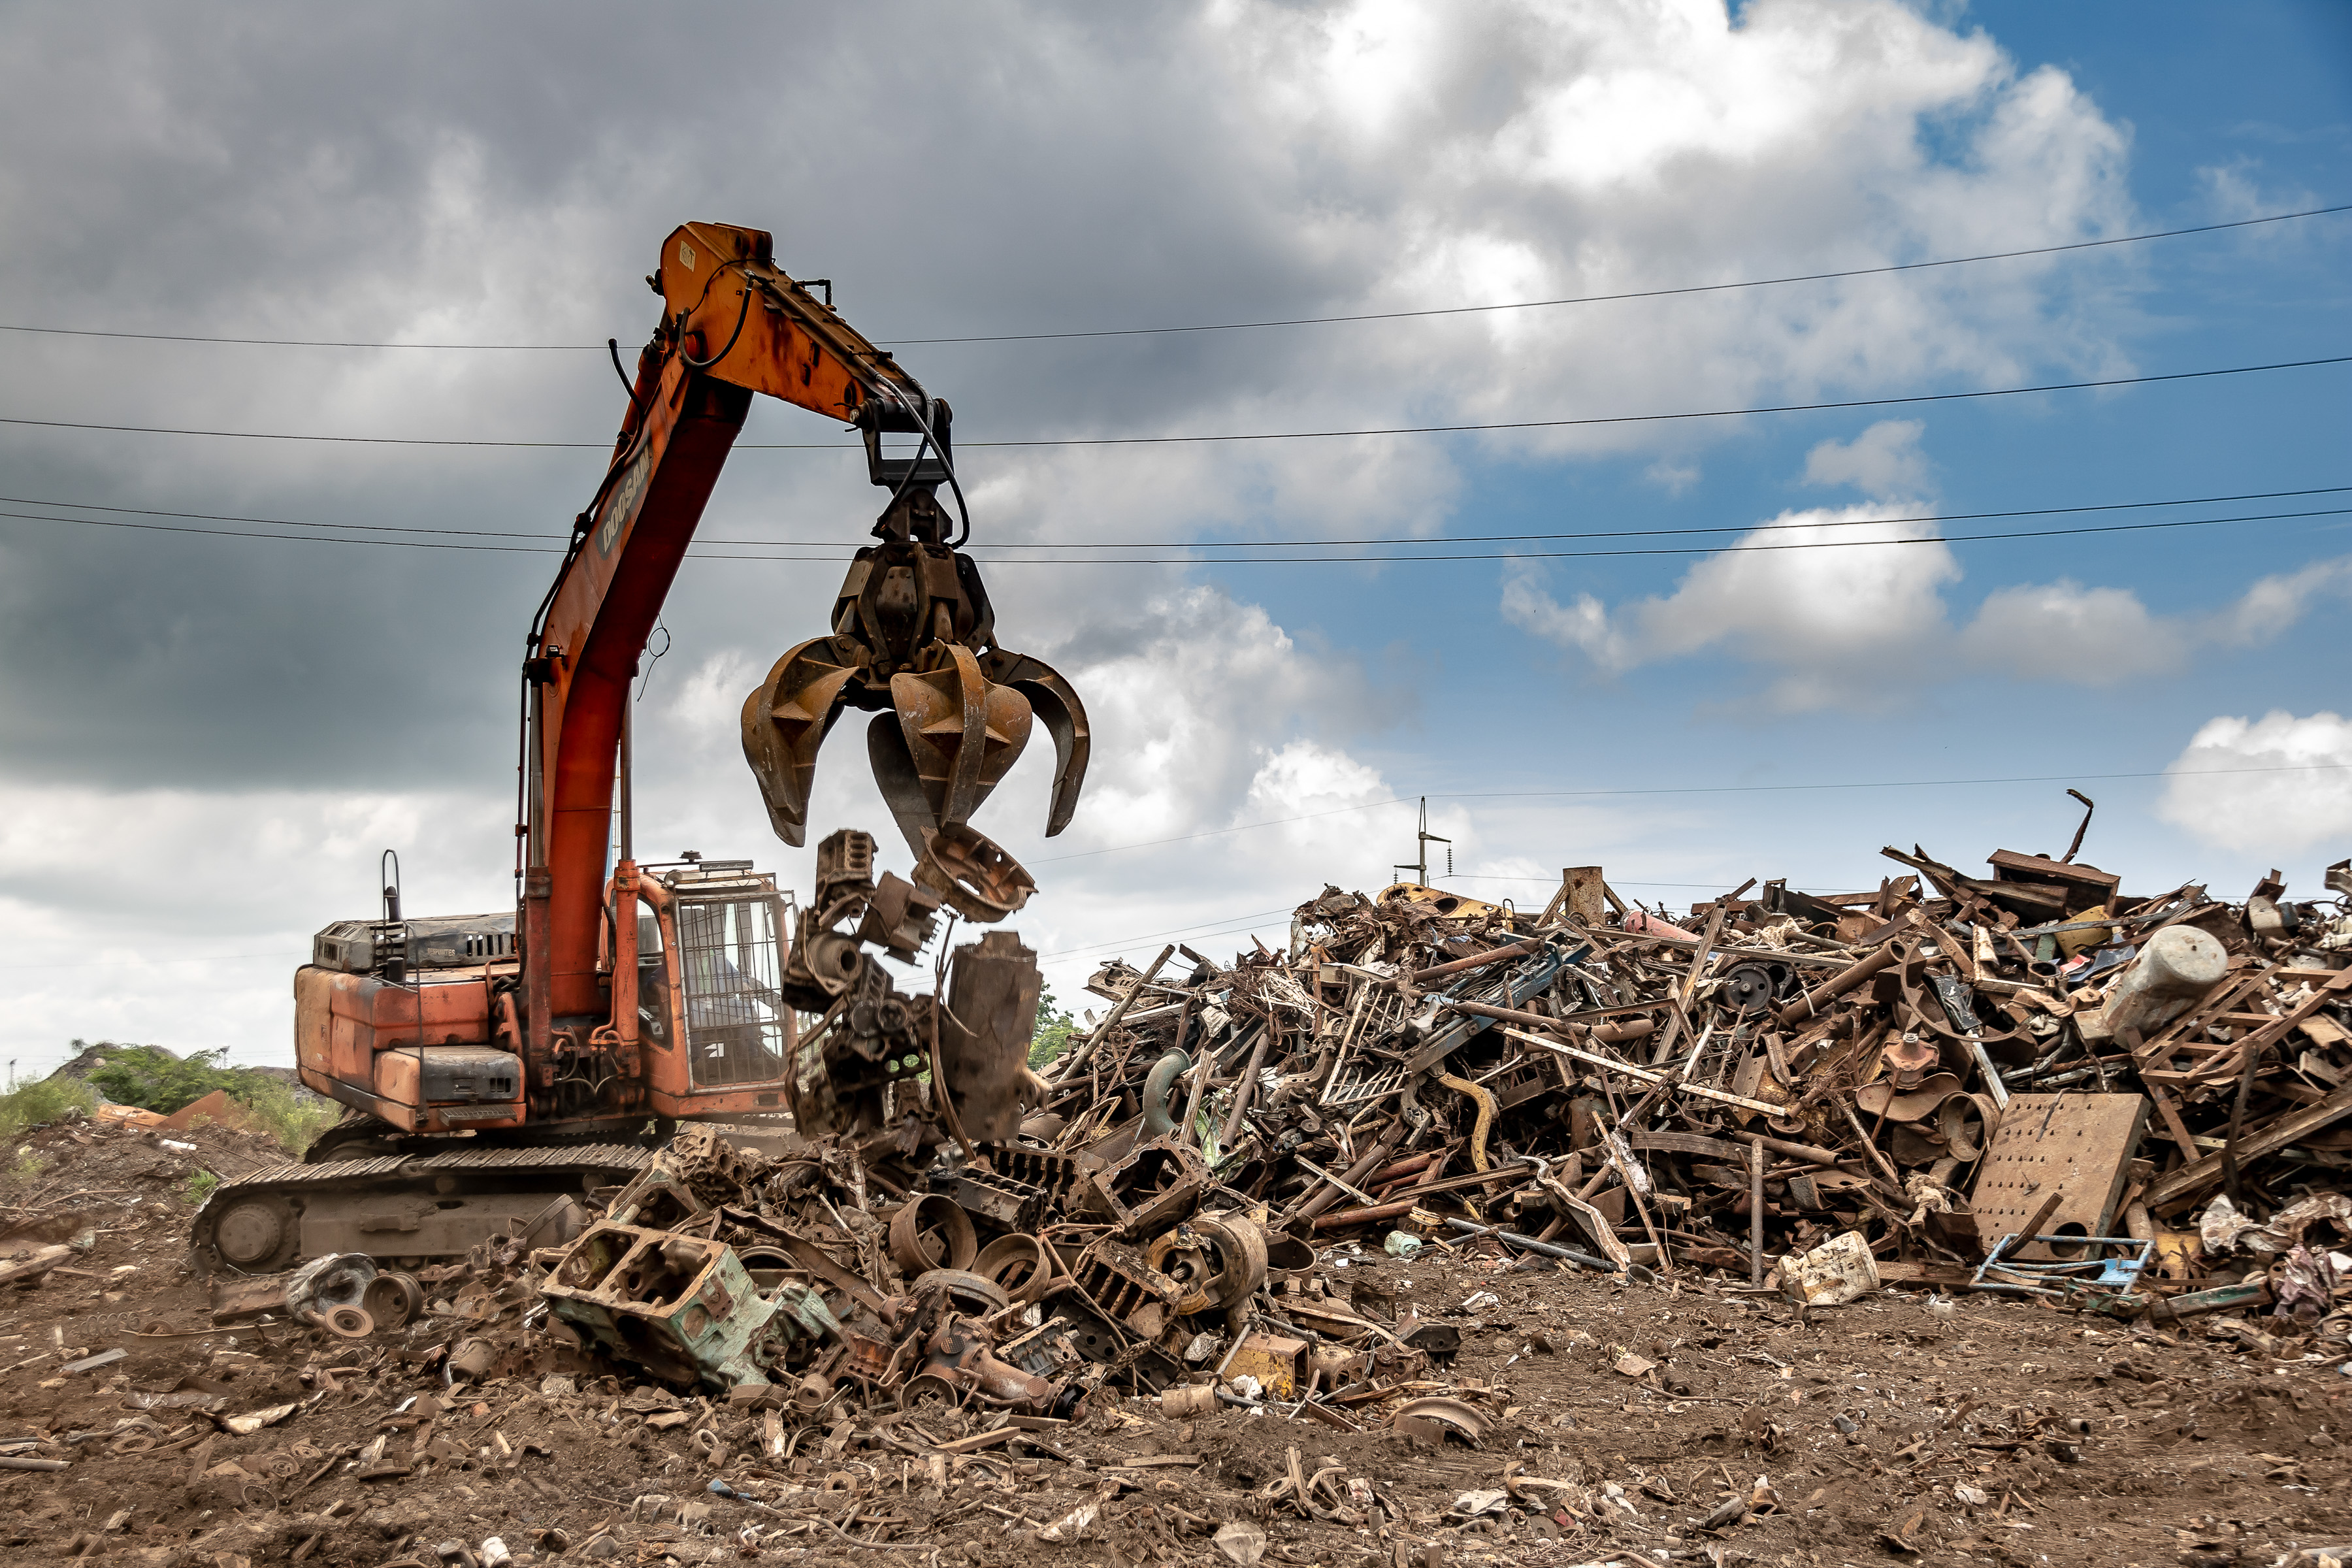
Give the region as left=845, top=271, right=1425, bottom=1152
left=631, top=858, right=792, bottom=1092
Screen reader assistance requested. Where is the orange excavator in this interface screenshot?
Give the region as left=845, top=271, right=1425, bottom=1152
left=189, top=223, right=1087, bottom=1275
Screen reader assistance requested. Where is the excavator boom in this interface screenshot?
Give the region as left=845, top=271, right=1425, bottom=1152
left=525, top=221, right=1086, bottom=1123
left=531, top=223, right=928, bottom=1030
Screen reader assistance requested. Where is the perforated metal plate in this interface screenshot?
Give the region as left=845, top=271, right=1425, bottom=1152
left=1967, top=1092, right=2148, bottom=1262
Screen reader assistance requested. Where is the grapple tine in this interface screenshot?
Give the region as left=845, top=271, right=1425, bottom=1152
left=741, top=636, right=868, bottom=847
left=979, top=649, right=1091, bottom=837
left=865, top=714, right=945, bottom=860
left=887, top=645, right=1033, bottom=835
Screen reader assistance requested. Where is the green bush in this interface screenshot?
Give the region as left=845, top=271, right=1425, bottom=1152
left=81, top=1043, right=336, bottom=1156
left=84, top=1043, right=236, bottom=1115
left=1027, top=983, right=1079, bottom=1070
left=0, top=1075, right=96, bottom=1143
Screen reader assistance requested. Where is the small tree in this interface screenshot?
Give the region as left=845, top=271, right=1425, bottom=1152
left=1027, top=983, right=1078, bottom=1069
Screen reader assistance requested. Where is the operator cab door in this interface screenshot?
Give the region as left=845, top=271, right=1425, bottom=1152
left=672, top=894, right=789, bottom=1088
left=637, top=906, right=673, bottom=1047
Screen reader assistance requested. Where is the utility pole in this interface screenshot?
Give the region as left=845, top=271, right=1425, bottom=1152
left=1392, top=797, right=1452, bottom=887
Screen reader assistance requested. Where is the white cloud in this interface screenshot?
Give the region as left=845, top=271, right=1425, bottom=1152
left=1959, top=556, right=2352, bottom=683
left=2198, top=556, right=2352, bottom=648
left=0, top=0, right=2144, bottom=561
left=1209, top=0, right=2138, bottom=471
left=1955, top=580, right=2180, bottom=683
left=1644, top=457, right=1701, bottom=495
left=1511, top=519, right=2352, bottom=709
left=2196, top=157, right=2320, bottom=225
left=2158, top=711, right=2352, bottom=855
left=1802, top=419, right=1930, bottom=497
left=1505, top=502, right=1956, bottom=710
left=1501, top=575, right=1631, bottom=671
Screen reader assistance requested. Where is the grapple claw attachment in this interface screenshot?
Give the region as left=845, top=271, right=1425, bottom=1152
left=741, top=526, right=1087, bottom=855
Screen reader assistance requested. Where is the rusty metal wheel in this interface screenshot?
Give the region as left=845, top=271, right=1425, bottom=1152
left=361, top=1271, right=424, bottom=1331
left=318, top=1304, right=375, bottom=1339
left=201, top=1191, right=300, bottom=1274
left=971, top=1233, right=1057, bottom=1304
left=887, top=1193, right=975, bottom=1274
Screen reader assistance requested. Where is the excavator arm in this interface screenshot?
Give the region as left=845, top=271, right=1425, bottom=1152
left=522, top=222, right=1086, bottom=1097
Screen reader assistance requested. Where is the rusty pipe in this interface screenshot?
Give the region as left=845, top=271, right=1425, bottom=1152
left=1217, top=1025, right=1275, bottom=1151
left=968, top=1348, right=1052, bottom=1406
left=1406, top=939, right=1541, bottom=985
left=1293, top=1135, right=1399, bottom=1222
left=1312, top=1199, right=1417, bottom=1231
left=1772, top=941, right=1903, bottom=1026
left=610, top=864, right=639, bottom=1049
left=1364, top=1151, right=1438, bottom=1187
left=1444, top=999, right=1654, bottom=1044
left=1748, top=1134, right=1852, bottom=1168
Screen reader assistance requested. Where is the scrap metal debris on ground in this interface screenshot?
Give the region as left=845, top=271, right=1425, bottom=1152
left=3, top=828, right=2351, bottom=1565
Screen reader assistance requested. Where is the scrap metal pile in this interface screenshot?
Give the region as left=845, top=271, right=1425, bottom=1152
left=1009, top=836, right=2352, bottom=1320
left=506, top=1113, right=1442, bottom=1428
left=485, top=827, right=2352, bottom=1419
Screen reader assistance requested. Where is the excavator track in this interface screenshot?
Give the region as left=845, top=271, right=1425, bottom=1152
left=189, top=1142, right=654, bottom=1277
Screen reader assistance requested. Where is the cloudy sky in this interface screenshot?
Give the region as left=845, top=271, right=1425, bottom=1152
left=1, top=0, right=2347, bottom=1074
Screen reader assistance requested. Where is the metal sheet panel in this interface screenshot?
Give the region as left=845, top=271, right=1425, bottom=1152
left=1968, top=1092, right=2148, bottom=1262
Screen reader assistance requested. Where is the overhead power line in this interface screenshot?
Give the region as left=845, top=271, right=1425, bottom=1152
left=943, top=504, right=2352, bottom=563
left=896, top=203, right=2352, bottom=344
left=853, top=485, right=2352, bottom=551
left=8, top=482, right=2341, bottom=553
left=3, top=352, right=2345, bottom=453
left=5, top=500, right=2346, bottom=563
left=2, top=203, right=2342, bottom=352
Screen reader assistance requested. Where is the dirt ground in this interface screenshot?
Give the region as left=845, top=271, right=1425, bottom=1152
left=3, top=1116, right=2347, bottom=1568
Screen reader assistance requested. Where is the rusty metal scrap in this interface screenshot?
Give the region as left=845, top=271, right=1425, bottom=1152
left=253, top=824, right=2335, bottom=1445
left=1022, top=836, right=2351, bottom=1316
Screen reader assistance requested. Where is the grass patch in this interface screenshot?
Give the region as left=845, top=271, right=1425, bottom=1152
left=184, top=1169, right=221, bottom=1205
left=235, top=1075, right=340, bottom=1156
left=0, top=1075, right=96, bottom=1143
